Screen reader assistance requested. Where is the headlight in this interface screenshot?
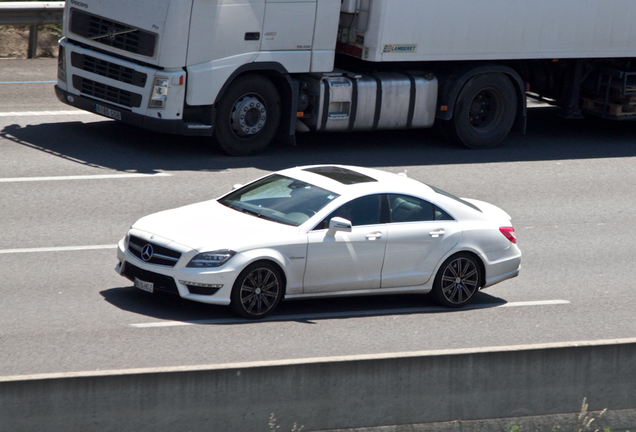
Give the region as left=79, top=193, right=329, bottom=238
left=187, top=250, right=236, bottom=268
left=149, top=77, right=169, bottom=108
left=57, top=44, right=66, bottom=83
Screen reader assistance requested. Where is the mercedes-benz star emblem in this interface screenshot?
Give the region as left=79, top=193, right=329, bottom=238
left=141, top=244, right=154, bottom=262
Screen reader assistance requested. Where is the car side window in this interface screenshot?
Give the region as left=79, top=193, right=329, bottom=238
left=388, top=194, right=454, bottom=222
left=314, top=194, right=383, bottom=229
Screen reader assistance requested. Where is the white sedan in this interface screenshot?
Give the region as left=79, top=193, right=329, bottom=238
left=116, top=165, right=521, bottom=319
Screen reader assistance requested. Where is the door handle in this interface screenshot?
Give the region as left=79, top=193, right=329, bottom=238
left=429, top=229, right=445, bottom=238
left=366, top=232, right=382, bottom=240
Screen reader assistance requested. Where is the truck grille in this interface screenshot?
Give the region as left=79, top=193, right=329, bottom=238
left=128, top=235, right=182, bottom=267
left=121, top=262, right=179, bottom=295
left=72, top=75, right=142, bottom=108
left=71, top=52, right=147, bottom=87
left=70, top=9, right=157, bottom=58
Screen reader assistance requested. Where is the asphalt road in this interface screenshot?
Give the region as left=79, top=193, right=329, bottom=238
left=1, top=59, right=635, bottom=376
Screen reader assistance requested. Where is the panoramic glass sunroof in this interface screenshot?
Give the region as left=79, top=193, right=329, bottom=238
left=302, top=166, right=377, bottom=185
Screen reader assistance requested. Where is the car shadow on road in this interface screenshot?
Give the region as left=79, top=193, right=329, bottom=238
left=3, top=106, right=636, bottom=175
left=100, top=286, right=508, bottom=324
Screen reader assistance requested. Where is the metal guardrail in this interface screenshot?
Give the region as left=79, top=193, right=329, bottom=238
left=0, top=1, right=65, bottom=58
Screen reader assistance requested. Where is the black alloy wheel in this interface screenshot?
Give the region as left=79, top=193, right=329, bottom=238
left=431, top=253, right=482, bottom=308
left=230, top=261, right=283, bottom=319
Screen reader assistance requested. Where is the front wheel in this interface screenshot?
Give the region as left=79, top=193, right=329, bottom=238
left=214, top=75, right=281, bottom=156
left=230, top=261, right=284, bottom=319
left=430, top=253, right=482, bottom=308
left=440, top=73, right=517, bottom=149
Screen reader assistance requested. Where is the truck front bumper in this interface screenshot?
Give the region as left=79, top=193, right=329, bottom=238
left=54, top=85, right=214, bottom=137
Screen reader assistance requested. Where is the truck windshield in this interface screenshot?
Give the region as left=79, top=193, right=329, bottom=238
left=218, top=174, right=340, bottom=226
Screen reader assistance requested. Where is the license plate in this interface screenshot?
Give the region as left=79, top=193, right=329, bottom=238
left=134, top=277, right=154, bottom=293
left=95, top=103, right=122, bottom=121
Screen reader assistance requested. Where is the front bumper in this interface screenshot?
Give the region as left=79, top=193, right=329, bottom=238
left=55, top=85, right=212, bottom=137
left=115, top=238, right=233, bottom=306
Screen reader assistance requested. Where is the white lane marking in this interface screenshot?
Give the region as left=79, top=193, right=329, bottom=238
left=0, top=80, right=57, bottom=84
left=0, top=172, right=171, bottom=183
left=0, top=245, right=117, bottom=254
left=130, top=300, right=571, bottom=328
left=0, top=110, right=95, bottom=117
left=497, top=300, right=570, bottom=307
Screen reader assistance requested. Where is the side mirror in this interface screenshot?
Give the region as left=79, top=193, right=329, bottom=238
left=327, top=217, right=352, bottom=236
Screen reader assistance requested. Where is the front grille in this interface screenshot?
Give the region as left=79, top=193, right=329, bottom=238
left=70, top=9, right=157, bottom=58
left=128, top=235, right=182, bottom=267
left=72, top=75, right=142, bottom=108
left=121, top=262, right=179, bottom=295
left=71, top=52, right=147, bottom=87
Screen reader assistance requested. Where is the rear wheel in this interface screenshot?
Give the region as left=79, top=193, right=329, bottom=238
left=441, top=73, right=517, bottom=149
left=430, top=253, right=482, bottom=308
left=214, top=75, right=281, bottom=156
left=230, top=261, right=283, bottom=319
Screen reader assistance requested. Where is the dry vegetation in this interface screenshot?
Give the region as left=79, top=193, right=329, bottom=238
left=0, top=25, right=61, bottom=58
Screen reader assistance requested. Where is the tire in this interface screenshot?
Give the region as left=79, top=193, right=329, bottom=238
left=430, top=253, right=482, bottom=308
left=442, top=73, right=517, bottom=149
left=230, top=261, right=284, bottom=319
left=214, top=75, right=281, bottom=156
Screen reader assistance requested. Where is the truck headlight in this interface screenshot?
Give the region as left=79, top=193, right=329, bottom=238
left=149, top=77, right=169, bottom=108
left=187, top=250, right=236, bottom=268
left=57, top=44, right=66, bottom=83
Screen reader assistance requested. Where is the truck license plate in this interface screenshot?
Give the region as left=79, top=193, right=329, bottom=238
left=94, top=103, right=122, bottom=121
left=134, top=278, right=154, bottom=293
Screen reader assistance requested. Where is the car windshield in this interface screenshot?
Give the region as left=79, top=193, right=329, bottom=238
left=218, top=174, right=340, bottom=226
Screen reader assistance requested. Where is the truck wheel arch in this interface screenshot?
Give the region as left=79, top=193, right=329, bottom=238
left=436, top=64, right=527, bottom=136
left=213, top=63, right=298, bottom=143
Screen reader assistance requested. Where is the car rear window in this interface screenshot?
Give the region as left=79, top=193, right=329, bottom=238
left=427, top=185, right=482, bottom=213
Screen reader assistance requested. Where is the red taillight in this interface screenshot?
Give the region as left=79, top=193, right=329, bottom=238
left=499, top=227, right=517, bottom=244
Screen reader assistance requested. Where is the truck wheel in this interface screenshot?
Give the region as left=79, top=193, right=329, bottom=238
left=214, top=75, right=281, bottom=156
left=442, top=73, right=516, bottom=149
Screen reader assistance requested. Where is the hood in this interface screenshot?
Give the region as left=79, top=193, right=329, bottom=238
left=132, top=200, right=297, bottom=252
left=64, top=0, right=192, bottom=67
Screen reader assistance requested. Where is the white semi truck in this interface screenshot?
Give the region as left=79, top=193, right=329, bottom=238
left=55, top=0, right=636, bottom=155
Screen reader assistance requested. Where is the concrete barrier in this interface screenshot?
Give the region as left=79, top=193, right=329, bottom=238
left=1, top=338, right=636, bottom=432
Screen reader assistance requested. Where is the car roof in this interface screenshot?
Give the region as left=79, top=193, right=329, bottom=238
left=278, top=164, right=433, bottom=198
left=277, top=165, right=494, bottom=222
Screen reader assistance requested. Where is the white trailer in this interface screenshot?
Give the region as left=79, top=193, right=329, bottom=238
left=55, top=0, right=636, bottom=155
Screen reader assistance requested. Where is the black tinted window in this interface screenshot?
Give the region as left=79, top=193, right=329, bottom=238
left=388, top=194, right=453, bottom=222
left=315, top=194, right=383, bottom=229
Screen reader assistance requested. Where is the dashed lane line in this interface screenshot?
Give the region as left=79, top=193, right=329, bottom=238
left=0, top=172, right=171, bottom=183
left=0, top=110, right=95, bottom=117
left=0, top=245, right=117, bottom=254
left=0, top=80, right=57, bottom=84
left=130, top=300, right=572, bottom=327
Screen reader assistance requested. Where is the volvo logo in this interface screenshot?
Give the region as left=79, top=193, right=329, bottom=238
left=141, top=244, right=154, bottom=262
left=107, top=28, right=117, bottom=40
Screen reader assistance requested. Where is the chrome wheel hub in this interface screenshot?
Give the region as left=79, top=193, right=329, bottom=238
left=231, top=95, right=267, bottom=137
